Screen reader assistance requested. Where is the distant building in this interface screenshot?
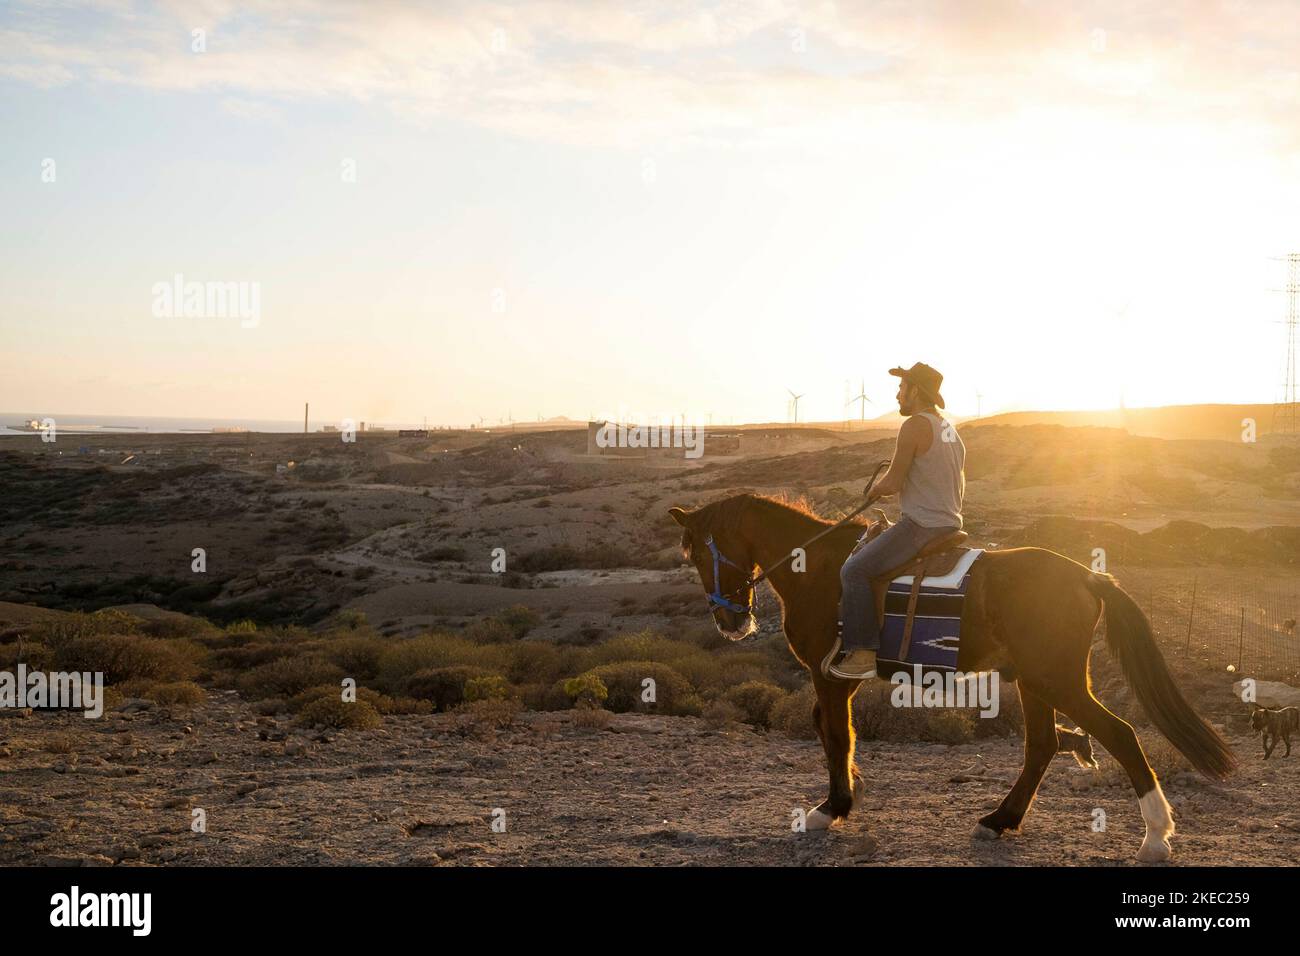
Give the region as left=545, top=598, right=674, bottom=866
left=398, top=429, right=429, bottom=438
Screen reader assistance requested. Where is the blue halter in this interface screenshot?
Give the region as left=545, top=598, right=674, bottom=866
left=703, top=535, right=754, bottom=614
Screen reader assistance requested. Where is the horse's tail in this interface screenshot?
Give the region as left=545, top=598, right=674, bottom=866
left=1086, top=571, right=1236, bottom=780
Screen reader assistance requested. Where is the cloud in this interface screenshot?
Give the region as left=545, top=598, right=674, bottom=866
left=0, top=0, right=1297, bottom=152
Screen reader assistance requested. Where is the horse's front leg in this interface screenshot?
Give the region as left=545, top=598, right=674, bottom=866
left=976, top=686, right=1058, bottom=838
left=806, top=674, right=861, bottom=830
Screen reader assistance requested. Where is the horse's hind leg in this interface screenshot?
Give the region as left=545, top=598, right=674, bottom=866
left=975, top=686, right=1057, bottom=839
left=806, top=676, right=859, bottom=830
left=1061, top=690, right=1172, bottom=863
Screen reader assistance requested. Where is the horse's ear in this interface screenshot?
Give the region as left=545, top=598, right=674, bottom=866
left=668, top=507, right=691, bottom=526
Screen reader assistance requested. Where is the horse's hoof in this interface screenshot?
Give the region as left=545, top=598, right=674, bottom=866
left=806, top=808, right=837, bottom=831
left=973, top=824, right=1000, bottom=841
left=1136, top=838, right=1172, bottom=863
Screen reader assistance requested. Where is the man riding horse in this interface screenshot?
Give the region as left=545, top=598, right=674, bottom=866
left=824, top=362, right=966, bottom=681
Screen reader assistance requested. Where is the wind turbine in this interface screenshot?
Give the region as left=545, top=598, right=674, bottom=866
left=846, top=379, right=870, bottom=426
left=787, top=389, right=804, bottom=424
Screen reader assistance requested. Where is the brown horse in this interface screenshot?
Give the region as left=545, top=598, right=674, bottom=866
left=668, top=493, right=1235, bottom=863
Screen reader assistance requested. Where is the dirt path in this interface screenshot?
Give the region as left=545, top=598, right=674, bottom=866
left=2, top=693, right=1297, bottom=867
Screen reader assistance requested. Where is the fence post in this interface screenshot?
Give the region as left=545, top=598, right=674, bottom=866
left=1237, top=607, right=1245, bottom=674
left=1185, top=576, right=1197, bottom=656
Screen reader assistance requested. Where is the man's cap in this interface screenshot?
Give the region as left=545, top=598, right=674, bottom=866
left=889, top=362, right=945, bottom=408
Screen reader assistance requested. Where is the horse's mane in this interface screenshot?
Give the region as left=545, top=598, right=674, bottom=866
left=680, top=492, right=868, bottom=557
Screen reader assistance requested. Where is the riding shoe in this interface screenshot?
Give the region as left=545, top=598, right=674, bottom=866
left=827, top=648, right=877, bottom=681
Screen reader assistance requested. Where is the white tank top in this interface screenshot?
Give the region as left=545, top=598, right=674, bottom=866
left=900, top=412, right=965, bottom=529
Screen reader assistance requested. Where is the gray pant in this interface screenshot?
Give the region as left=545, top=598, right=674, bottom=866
left=839, top=516, right=959, bottom=651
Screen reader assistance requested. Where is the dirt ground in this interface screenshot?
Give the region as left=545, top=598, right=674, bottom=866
left=2, top=691, right=1296, bottom=867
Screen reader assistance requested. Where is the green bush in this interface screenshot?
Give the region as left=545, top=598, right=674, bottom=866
left=562, top=673, right=608, bottom=708
left=465, top=674, right=511, bottom=702
left=576, top=661, right=699, bottom=716
left=402, top=665, right=500, bottom=711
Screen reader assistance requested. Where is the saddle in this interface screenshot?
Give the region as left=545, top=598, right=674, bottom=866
left=871, top=531, right=970, bottom=664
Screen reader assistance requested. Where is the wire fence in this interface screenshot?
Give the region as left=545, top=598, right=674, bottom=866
left=1109, top=566, right=1300, bottom=683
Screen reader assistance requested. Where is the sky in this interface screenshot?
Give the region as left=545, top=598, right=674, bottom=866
left=2, top=0, right=1300, bottom=428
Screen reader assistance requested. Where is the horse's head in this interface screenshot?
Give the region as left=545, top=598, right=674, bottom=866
left=1249, top=705, right=1267, bottom=732
left=669, top=505, right=758, bottom=641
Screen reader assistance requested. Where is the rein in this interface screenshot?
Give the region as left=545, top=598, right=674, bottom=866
left=705, top=459, right=891, bottom=613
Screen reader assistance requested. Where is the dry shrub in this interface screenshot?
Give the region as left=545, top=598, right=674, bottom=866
left=496, top=605, right=541, bottom=638
left=295, top=697, right=382, bottom=730
left=674, top=653, right=773, bottom=696
left=236, top=656, right=345, bottom=701
left=38, top=609, right=143, bottom=642
left=287, top=683, right=396, bottom=714
left=503, top=642, right=577, bottom=686
left=1143, top=736, right=1195, bottom=779
left=374, top=632, right=508, bottom=692
left=770, top=683, right=819, bottom=740
left=463, top=618, right=515, bottom=644
left=321, top=635, right=387, bottom=680
left=703, top=699, right=746, bottom=729
left=139, top=616, right=216, bottom=640
left=43, top=733, right=76, bottom=755
left=209, top=641, right=302, bottom=671
left=572, top=705, right=612, bottom=731
left=52, top=634, right=200, bottom=685
left=451, top=698, right=522, bottom=736
left=721, top=681, right=787, bottom=729
left=920, top=710, right=977, bottom=744
left=148, top=681, right=205, bottom=708
left=0, top=641, right=53, bottom=670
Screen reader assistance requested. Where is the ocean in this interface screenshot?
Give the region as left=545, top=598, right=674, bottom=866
left=0, top=413, right=309, bottom=437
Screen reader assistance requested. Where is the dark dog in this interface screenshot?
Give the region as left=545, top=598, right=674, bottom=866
left=1250, top=704, right=1299, bottom=759
left=1056, top=724, right=1098, bottom=769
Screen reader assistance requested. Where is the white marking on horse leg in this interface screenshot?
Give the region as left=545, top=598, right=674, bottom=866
left=1136, top=782, right=1174, bottom=863
left=806, top=807, right=837, bottom=831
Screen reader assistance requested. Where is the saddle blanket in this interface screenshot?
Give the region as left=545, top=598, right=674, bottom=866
left=877, top=549, right=982, bottom=676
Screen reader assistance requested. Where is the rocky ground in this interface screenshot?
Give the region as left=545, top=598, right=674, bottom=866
left=2, top=691, right=1296, bottom=867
